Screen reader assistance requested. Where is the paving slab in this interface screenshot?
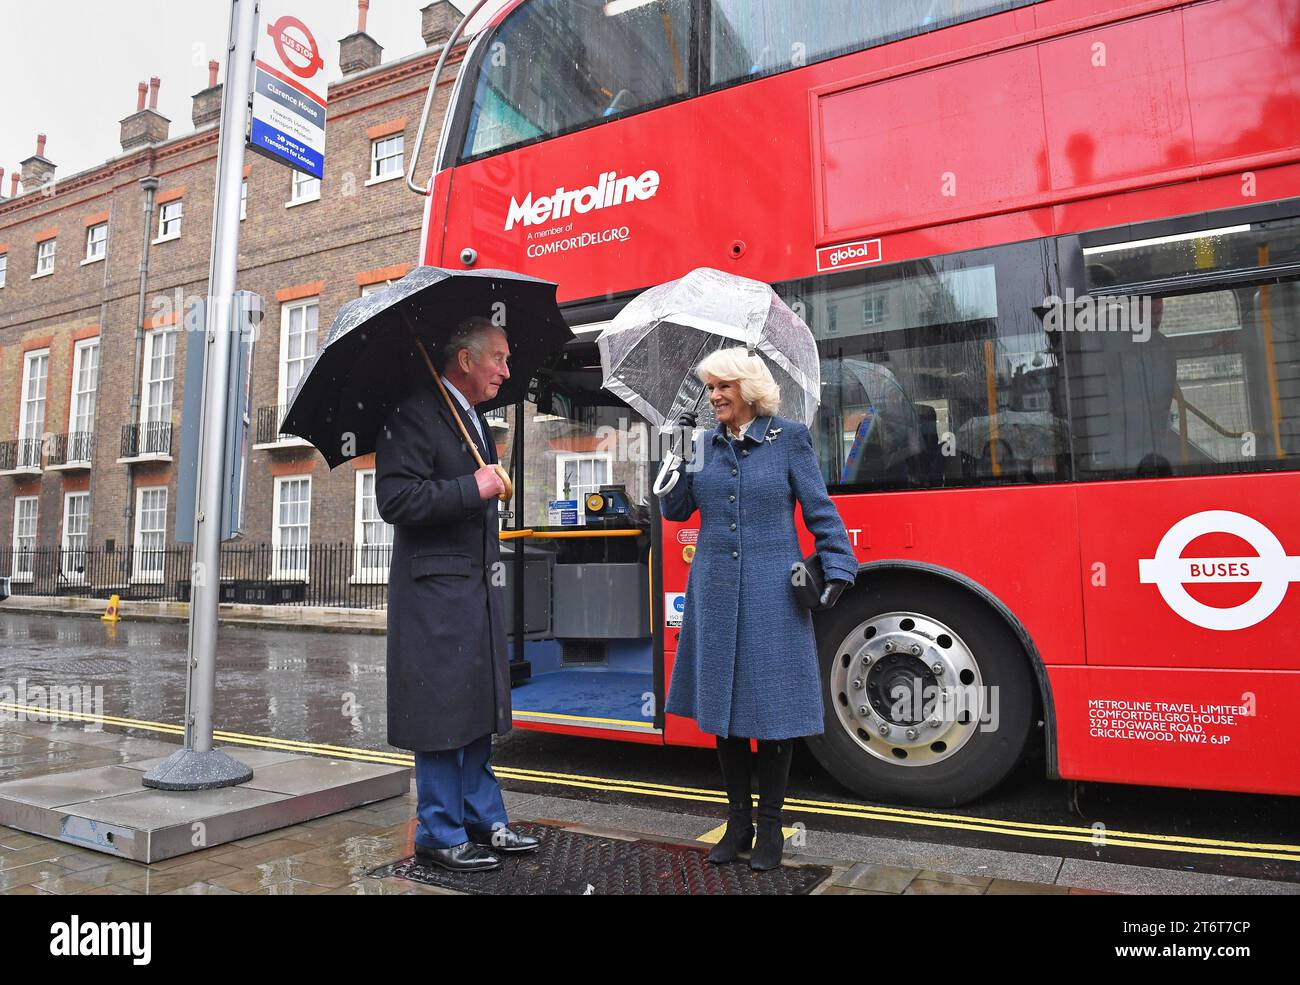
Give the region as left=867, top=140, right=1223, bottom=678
left=0, top=730, right=410, bottom=863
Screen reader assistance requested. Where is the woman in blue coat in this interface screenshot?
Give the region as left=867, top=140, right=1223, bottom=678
left=660, top=347, right=857, bottom=869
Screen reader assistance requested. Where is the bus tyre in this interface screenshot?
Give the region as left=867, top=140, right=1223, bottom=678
left=806, top=580, right=1034, bottom=807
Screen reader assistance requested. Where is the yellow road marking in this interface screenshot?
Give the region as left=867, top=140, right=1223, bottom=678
left=4, top=702, right=1298, bottom=863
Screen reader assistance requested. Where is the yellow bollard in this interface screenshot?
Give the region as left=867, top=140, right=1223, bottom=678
left=101, top=594, right=121, bottom=623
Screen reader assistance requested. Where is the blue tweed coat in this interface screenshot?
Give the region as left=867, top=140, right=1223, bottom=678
left=661, top=415, right=858, bottom=739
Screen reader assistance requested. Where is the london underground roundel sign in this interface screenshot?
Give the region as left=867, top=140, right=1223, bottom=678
left=1138, top=510, right=1300, bottom=631
left=265, top=15, right=324, bottom=80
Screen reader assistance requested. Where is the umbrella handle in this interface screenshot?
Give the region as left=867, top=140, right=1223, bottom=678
left=653, top=455, right=681, bottom=497
left=412, top=334, right=514, bottom=504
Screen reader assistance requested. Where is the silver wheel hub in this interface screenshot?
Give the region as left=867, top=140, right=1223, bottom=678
left=829, top=611, right=984, bottom=767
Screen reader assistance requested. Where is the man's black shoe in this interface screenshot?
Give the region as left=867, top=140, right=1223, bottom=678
left=468, top=825, right=540, bottom=854
left=414, top=841, right=501, bottom=871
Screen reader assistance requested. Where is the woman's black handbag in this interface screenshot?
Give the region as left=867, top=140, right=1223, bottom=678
left=791, top=555, right=832, bottom=610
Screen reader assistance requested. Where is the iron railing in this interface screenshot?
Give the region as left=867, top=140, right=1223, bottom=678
left=0, top=543, right=394, bottom=609
left=120, top=421, right=172, bottom=458
left=48, top=431, right=94, bottom=466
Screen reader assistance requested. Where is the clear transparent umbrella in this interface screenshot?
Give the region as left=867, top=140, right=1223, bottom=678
left=597, top=268, right=821, bottom=493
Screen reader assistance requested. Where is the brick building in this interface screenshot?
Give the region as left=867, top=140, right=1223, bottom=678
left=0, top=1, right=465, bottom=599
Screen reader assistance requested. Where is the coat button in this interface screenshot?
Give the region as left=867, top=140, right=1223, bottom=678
left=729, top=494, right=736, bottom=502
left=732, top=551, right=739, bottom=559
left=730, top=523, right=736, bottom=531
left=731, top=468, right=737, bottom=476
left=742, top=450, right=750, bottom=456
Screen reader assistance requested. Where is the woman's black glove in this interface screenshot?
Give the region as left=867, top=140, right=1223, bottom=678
left=672, top=411, right=698, bottom=462
left=819, top=579, right=850, bottom=608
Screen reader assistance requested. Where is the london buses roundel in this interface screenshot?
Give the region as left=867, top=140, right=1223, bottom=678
left=1137, top=510, right=1300, bottom=631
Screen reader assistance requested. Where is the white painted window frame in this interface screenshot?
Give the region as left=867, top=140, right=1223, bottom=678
left=272, top=475, right=312, bottom=581
left=131, top=486, right=168, bottom=584
left=352, top=469, right=393, bottom=584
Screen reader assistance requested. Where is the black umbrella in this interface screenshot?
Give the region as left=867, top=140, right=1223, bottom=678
left=280, top=266, right=572, bottom=469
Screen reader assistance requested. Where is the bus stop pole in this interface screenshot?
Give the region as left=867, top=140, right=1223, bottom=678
left=143, top=0, right=258, bottom=790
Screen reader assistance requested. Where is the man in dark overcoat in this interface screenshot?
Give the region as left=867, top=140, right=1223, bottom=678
left=375, top=316, right=538, bottom=871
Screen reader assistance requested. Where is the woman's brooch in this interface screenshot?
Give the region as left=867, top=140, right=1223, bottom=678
left=764, top=427, right=783, bottom=444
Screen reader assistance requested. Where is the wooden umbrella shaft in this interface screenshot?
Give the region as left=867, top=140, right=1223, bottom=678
left=411, top=336, right=514, bottom=503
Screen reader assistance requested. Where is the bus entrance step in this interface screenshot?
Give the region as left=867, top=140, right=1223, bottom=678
left=369, top=821, right=830, bottom=895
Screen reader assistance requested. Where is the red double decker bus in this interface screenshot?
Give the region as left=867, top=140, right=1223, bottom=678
left=409, top=0, right=1300, bottom=806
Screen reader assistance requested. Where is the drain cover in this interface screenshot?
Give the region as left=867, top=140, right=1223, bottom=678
left=369, top=822, right=829, bottom=895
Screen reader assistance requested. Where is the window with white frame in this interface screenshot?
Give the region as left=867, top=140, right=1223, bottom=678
left=61, top=492, right=89, bottom=582
left=279, top=298, right=318, bottom=408
left=18, top=349, right=49, bottom=468
left=862, top=293, right=888, bottom=326
left=142, top=330, right=175, bottom=426
left=11, top=497, right=38, bottom=582
left=0, top=252, right=9, bottom=288
left=132, top=486, right=167, bottom=583
left=370, top=134, right=404, bottom=181
left=273, top=476, right=311, bottom=579
left=35, top=238, right=56, bottom=276
left=556, top=453, right=611, bottom=503
left=69, top=339, right=100, bottom=447
left=240, top=178, right=248, bottom=220
left=359, top=281, right=392, bottom=298
left=157, top=200, right=182, bottom=240
left=85, top=222, right=108, bottom=261
left=290, top=169, right=320, bottom=204
left=354, top=470, right=393, bottom=581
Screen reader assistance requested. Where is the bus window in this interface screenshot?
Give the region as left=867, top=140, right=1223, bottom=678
left=1067, top=217, right=1300, bottom=479
left=460, top=0, right=691, bottom=162
left=708, top=0, right=1041, bottom=88
left=494, top=345, right=653, bottom=529
left=777, top=240, right=1068, bottom=492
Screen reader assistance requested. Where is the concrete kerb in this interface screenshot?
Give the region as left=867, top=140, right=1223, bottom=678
left=0, top=595, right=386, bottom=634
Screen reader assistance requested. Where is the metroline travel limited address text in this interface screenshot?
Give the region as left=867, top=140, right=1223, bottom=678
left=1088, top=699, right=1245, bottom=744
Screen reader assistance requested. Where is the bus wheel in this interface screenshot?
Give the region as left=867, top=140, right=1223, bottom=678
left=806, top=580, right=1034, bottom=807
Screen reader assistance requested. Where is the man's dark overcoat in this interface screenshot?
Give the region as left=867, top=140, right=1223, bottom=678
left=376, top=386, right=511, bottom=751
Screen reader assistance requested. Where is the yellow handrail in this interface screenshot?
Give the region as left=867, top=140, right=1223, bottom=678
left=499, top=529, right=534, bottom=540
left=526, top=529, right=644, bottom=539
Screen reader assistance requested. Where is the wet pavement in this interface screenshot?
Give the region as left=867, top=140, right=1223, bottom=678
left=2, top=611, right=1298, bottom=890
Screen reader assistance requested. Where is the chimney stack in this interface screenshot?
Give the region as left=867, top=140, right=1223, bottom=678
left=192, top=60, right=223, bottom=129
left=0, top=167, right=6, bottom=199
left=20, top=133, right=56, bottom=194
left=420, top=1, right=459, bottom=48
left=121, top=80, right=171, bottom=151
left=339, top=0, right=383, bottom=76
left=9, top=172, right=19, bottom=198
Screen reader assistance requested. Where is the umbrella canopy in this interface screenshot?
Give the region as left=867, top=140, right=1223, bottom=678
left=280, top=266, right=572, bottom=468
left=597, top=268, right=821, bottom=431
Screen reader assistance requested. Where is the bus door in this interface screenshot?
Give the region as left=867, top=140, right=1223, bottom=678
left=493, top=321, right=668, bottom=741
left=1064, top=208, right=1300, bottom=671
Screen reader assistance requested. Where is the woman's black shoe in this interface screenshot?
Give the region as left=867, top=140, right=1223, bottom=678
left=749, top=821, right=786, bottom=870
left=707, top=812, right=754, bottom=864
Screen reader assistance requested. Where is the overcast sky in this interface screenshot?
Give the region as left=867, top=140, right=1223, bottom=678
left=0, top=0, right=472, bottom=183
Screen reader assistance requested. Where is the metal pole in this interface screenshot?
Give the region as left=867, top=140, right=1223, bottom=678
left=143, top=0, right=258, bottom=790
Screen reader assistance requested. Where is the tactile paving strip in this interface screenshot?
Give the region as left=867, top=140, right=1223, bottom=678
left=369, top=822, right=829, bottom=895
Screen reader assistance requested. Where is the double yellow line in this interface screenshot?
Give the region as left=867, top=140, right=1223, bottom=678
left=5, top=701, right=1299, bottom=865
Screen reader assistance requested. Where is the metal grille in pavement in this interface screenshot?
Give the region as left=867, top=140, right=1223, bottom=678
left=369, top=822, right=830, bottom=895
